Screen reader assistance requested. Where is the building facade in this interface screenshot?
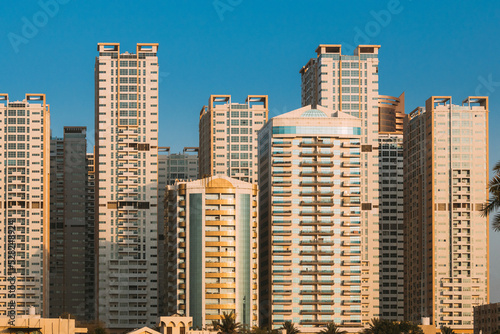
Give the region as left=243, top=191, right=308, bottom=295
left=0, top=94, right=50, bottom=318
left=49, top=127, right=94, bottom=320
left=258, top=105, right=380, bottom=330
left=377, top=94, right=405, bottom=321
left=94, top=43, right=160, bottom=330
left=199, top=95, right=268, bottom=183
left=474, top=302, right=500, bottom=334
left=158, top=147, right=198, bottom=315
left=164, top=176, right=258, bottom=329
left=404, top=96, right=489, bottom=331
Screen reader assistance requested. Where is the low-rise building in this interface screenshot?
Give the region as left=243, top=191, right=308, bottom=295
left=474, top=303, right=500, bottom=334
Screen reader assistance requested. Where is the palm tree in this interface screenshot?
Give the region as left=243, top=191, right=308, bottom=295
left=281, top=321, right=299, bottom=334
left=399, top=321, right=424, bottom=334
left=440, top=326, right=454, bottom=334
left=252, top=326, right=278, bottom=334
left=483, top=161, right=500, bottom=231
left=319, top=322, right=347, bottom=334
left=212, top=311, right=242, bottom=334
left=362, top=318, right=395, bottom=334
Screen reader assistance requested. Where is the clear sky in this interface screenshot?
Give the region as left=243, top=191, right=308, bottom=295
left=1, top=0, right=500, bottom=300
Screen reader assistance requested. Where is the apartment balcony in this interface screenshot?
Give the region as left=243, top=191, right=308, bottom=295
left=300, top=211, right=334, bottom=216
left=300, top=171, right=334, bottom=177
left=300, top=152, right=334, bottom=157
left=272, top=191, right=292, bottom=196
left=342, top=280, right=361, bottom=286
left=342, top=162, right=360, bottom=167
left=272, top=259, right=292, bottom=266
left=272, top=270, right=292, bottom=276
left=300, top=250, right=334, bottom=256
left=272, top=171, right=292, bottom=176
left=300, top=230, right=334, bottom=236
left=342, top=241, right=361, bottom=247
left=342, top=290, right=361, bottom=296
left=273, top=230, right=292, bottom=236
left=300, top=191, right=334, bottom=196
left=299, top=290, right=335, bottom=295
left=300, top=280, right=334, bottom=285
left=300, top=300, right=334, bottom=305
left=341, top=270, right=361, bottom=276
left=273, top=141, right=292, bottom=147
left=300, top=141, right=333, bottom=147
left=300, top=260, right=335, bottom=265
left=272, top=201, right=292, bottom=206
left=342, top=231, right=360, bottom=236
left=272, top=211, right=292, bottom=216
left=272, top=289, right=292, bottom=295
left=272, top=309, right=292, bottom=315
left=272, top=250, right=291, bottom=256
left=272, top=161, right=292, bottom=167
left=342, top=181, right=361, bottom=187
left=342, top=221, right=360, bottom=227
left=300, top=320, right=332, bottom=326
left=299, top=270, right=335, bottom=275
left=342, top=152, right=360, bottom=158
left=272, top=280, right=292, bottom=285
left=341, top=142, right=360, bottom=148
left=272, top=152, right=292, bottom=157
left=300, top=161, right=334, bottom=167
left=342, top=250, right=361, bottom=256
left=342, top=300, right=361, bottom=305
left=342, top=171, right=361, bottom=177
left=300, top=239, right=334, bottom=246
left=342, top=211, right=361, bottom=217
left=272, top=299, right=292, bottom=305
left=342, top=200, right=361, bottom=207
left=300, top=310, right=335, bottom=315
left=300, top=200, right=334, bottom=206
left=272, top=220, right=292, bottom=226
left=342, top=261, right=361, bottom=266
left=272, top=239, right=292, bottom=245
left=299, top=221, right=333, bottom=226
left=342, top=191, right=361, bottom=197
left=272, top=181, right=292, bottom=187
left=300, top=181, right=333, bottom=186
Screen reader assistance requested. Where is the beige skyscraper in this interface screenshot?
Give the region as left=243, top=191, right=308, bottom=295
left=199, top=95, right=268, bottom=183
left=404, top=96, right=489, bottom=331
left=94, top=43, right=159, bottom=330
left=164, top=176, right=258, bottom=329
left=0, top=94, right=50, bottom=319
left=258, top=104, right=378, bottom=331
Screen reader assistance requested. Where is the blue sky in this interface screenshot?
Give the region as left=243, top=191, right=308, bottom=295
left=1, top=0, right=500, bottom=300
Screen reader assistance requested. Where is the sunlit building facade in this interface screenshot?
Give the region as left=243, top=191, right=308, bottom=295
left=404, top=96, right=489, bottom=331
left=94, top=43, right=160, bottom=330
left=164, top=176, right=258, bottom=329
left=0, top=94, right=50, bottom=318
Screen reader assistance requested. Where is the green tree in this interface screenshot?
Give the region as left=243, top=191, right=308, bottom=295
left=399, top=321, right=424, bottom=334
left=252, top=326, right=279, bottom=334
left=281, top=321, right=299, bottom=334
left=483, top=161, right=500, bottom=231
left=362, top=318, right=397, bottom=334
left=440, top=326, right=454, bottom=334
left=319, top=322, right=347, bottom=334
left=212, top=311, right=242, bottom=334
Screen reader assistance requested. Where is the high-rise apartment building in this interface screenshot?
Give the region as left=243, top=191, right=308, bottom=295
left=85, top=152, right=96, bottom=319
left=94, top=43, right=159, bottom=330
left=199, top=95, right=268, bottom=183
left=377, top=94, right=404, bottom=321
left=258, top=104, right=380, bottom=330
left=404, top=96, right=489, bottom=331
left=296, top=44, right=382, bottom=328
left=49, top=127, right=94, bottom=320
left=164, top=176, right=258, bottom=329
left=158, top=146, right=198, bottom=315
left=0, top=94, right=50, bottom=318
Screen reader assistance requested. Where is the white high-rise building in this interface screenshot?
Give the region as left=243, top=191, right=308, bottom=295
left=298, top=45, right=383, bottom=327
left=94, top=43, right=159, bottom=330
left=0, top=94, right=50, bottom=319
